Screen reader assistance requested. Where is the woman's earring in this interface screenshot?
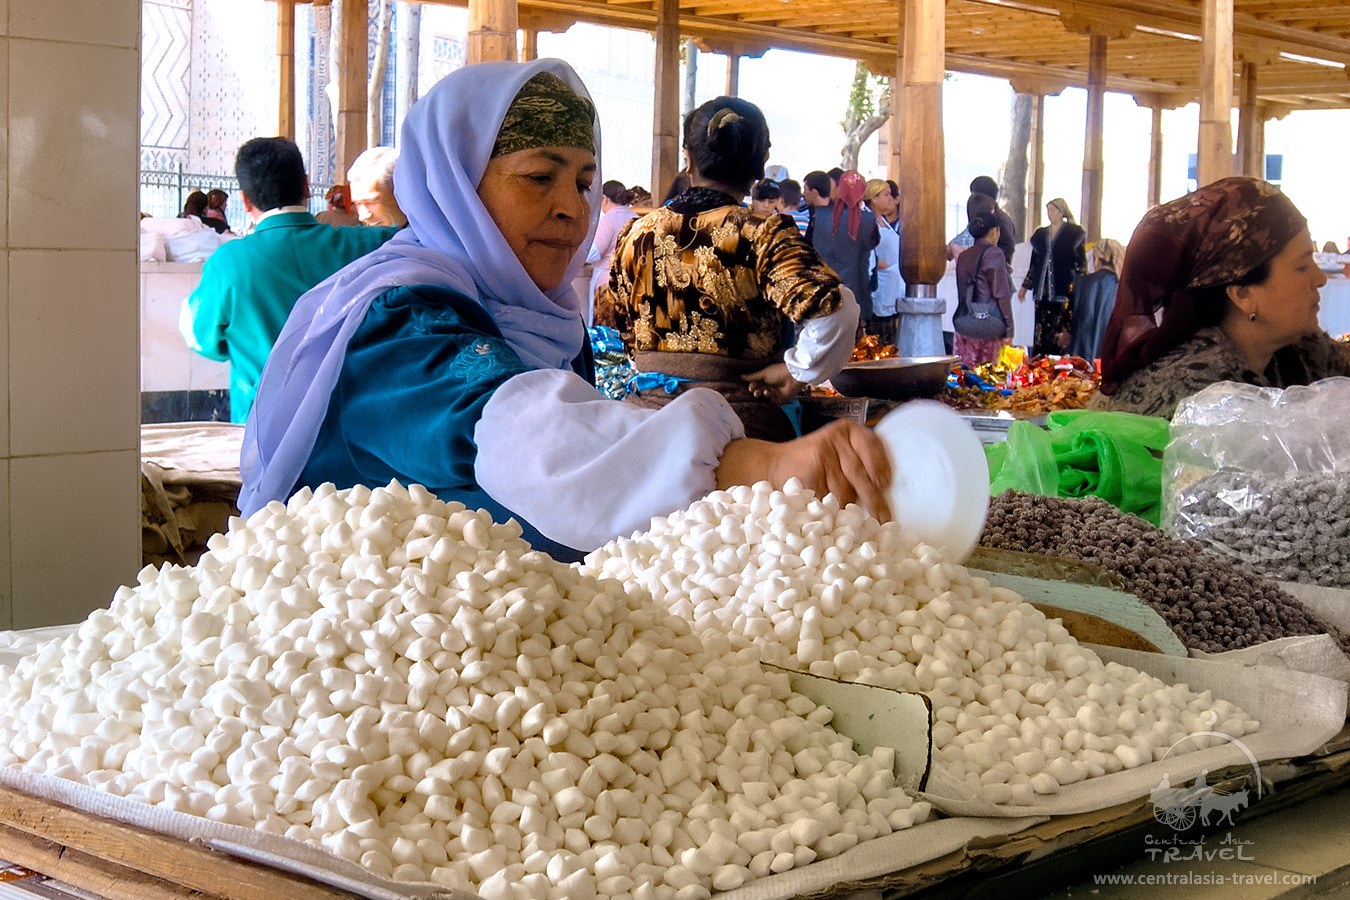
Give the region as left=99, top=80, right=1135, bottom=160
left=1248, top=311, right=1258, bottom=322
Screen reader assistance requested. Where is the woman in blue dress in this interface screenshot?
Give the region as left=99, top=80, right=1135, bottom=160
left=240, top=59, right=892, bottom=562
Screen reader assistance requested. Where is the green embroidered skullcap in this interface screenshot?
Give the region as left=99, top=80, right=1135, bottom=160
left=492, top=72, right=596, bottom=158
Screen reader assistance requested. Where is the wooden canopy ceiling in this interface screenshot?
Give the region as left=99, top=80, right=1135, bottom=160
left=418, top=0, right=1350, bottom=113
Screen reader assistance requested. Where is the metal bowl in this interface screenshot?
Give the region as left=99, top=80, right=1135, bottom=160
left=828, top=355, right=958, bottom=401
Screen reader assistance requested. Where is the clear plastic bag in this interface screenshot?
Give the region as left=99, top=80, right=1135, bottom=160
left=1163, top=378, right=1350, bottom=587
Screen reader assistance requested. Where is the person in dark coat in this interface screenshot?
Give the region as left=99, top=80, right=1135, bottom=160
left=1019, top=197, right=1088, bottom=355
left=1069, top=237, right=1123, bottom=361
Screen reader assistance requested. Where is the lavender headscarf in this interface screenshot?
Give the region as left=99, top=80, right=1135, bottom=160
left=238, top=59, right=602, bottom=515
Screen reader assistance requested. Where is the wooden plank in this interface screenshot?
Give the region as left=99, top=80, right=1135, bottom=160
left=334, top=0, right=368, bottom=180
left=468, top=0, right=519, bottom=62
left=276, top=0, right=296, bottom=141
left=415, top=0, right=1350, bottom=111
left=0, top=783, right=355, bottom=900
left=1147, top=103, right=1163, bottom=207
left=652, top=0, right=681, bottom=200
left=0, top=823, right=209, bottom=900
left=1081, top=33, right=1107, bottom=243
left=1029, top=93, right=1045, bottom=238
left=897, top=0, right=947, bottom=291
left=1197, top=0, right=1235, bottom=186
left=1237, top=60, right=1261, bottom=177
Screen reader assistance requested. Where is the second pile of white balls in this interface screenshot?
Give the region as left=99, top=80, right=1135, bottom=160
left=583, top=480, right=1258, bottom=805
left=0, top=482, right=930, bottom=900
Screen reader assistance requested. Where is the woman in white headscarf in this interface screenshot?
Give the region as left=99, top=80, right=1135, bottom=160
left=240, top=59, right=891, bottom=561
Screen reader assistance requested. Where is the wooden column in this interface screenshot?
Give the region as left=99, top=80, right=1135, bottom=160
left=1081, top=34, right=1107, bottom=243
left=521, top=28, right=539, bottom=62
left=898, top=0, right=946, bottom=293
left=652, top=0, right=681, bottom=199
left=276, top=0, right=296, bottom=141
left=1236, top=61, right=1262, bottom=177
left=1148, top=105, right=1164, bottom=207
left=1028, top=94, right=1046, bottom=237
left=726, top=55, right=740, bottom=97
left=1197, top=0, right=1235, bottom=186
left=334, top=0, right=368, bottom=180
left=468, top=0, right=518, bottom=64
left=887, top=64, right=902, bottom=184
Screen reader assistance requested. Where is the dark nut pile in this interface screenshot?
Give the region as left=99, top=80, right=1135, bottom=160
left=980, top=491, right=1348, bottom=655
left=1171, top=470, right=1350, bottom=589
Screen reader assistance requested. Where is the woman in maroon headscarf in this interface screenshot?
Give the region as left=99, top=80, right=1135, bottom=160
left=1090, top=177, right=1349, bottom=420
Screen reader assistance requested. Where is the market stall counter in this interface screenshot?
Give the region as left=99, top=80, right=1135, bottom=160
left=0, top=476, right=1347, bottom=900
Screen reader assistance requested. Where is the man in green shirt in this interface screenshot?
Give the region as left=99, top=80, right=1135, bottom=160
left=180, top=137, right=399, bottom=423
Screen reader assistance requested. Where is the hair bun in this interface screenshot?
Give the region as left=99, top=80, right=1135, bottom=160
left=707, top=109, right=743, bottom=141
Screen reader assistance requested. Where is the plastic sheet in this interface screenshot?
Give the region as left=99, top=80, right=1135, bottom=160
left=986, top=409, right=1170, bottom=524
left=1164, top=379, right=1350, bottom=588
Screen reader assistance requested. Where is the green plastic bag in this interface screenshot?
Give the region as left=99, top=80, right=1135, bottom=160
left=986, top=410, right=1170, bottom=523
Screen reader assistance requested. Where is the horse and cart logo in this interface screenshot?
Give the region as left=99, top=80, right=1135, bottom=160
left=1150, top=724, right=1263, bottom=831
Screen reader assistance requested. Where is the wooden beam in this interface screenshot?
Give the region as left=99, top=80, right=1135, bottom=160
left=1028, top=92, right=1045, bottom=237
left=1147, top=104, right=1163, bottom=207
left=276, top=0, right=296, bottom=141
left=468, top=0, right=519, bottom=63
left=887, top=50, right=902, bottom=185
left=652, top=0, right=681, bottom=201
left=1197, top=0, right=1234, bottom=186
left=0, top=785, right=352, bottom=900
left=521, top=27, right=539, bottom=60
left=726, top=54, right=740, bottom=96
left=966, top=0, right=1350, bottom=66
left=898, top=0, right=946, bottom=291
left=1081, top=33, right=1107, bottom=242
left=334, top=0, right=368, bottom=180
left=1236, top=60, right=1261, bottom=177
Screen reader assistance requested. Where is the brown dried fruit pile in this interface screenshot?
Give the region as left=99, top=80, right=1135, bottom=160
left=979, top=492, right=1347, bottom=654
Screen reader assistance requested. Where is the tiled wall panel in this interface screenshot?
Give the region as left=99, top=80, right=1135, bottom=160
left=4, top=0, right=142, bottom=628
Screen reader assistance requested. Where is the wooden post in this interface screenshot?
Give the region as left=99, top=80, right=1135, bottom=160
left=1081, top=35, right=1107, bottom=244
left=898, top=0, right=946, bottom=292
left=887, top=63, right=902, bottom=184
left=335, top=0, right=368, bottom=180
left=1197, top=0, right=1235, bottom=186
left=1028, top=93, right=1045, bottom=238
left=1148, top=105, right=1164, bottom=207
left=726, top=55, right=740, bottom=97
left=276, top=0, right=296, bottom=141
left=652, top=0, right=681, bottom=200
left=468, top=0, right=518, bottom=64
left=521, top=28, right=539, bottom=62
left=1236, top=61, right=1262, bottom=177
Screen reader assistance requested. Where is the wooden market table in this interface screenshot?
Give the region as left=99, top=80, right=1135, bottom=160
left=0, top=726, right=1346, bottom=900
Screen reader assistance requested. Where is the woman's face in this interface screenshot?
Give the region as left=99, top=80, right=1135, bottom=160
left=751, top=197, right=778, bottom=216
left=478, top=146, right=597, bottom=291
left=1238, top=228, right=1328, bottom=343
left=1046, top=203, right=1065, bottom=225
left=868, top=191, right=897, bottom=219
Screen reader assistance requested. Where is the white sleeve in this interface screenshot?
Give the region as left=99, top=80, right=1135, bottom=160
left=782, top=286, right=861, bottom=385
left=474, top=369, right=745, bottom=551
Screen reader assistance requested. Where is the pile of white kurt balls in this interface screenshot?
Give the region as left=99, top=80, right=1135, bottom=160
left=0, top=482, right=930, bottom=900
left=584, top=481, right=1259, bottom=805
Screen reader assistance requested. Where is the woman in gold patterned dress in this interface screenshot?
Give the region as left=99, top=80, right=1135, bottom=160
left=605, top=96, right=861, bottom=441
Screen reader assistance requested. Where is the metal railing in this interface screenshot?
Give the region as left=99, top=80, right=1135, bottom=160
left=139, top=164, right=332, bottom=228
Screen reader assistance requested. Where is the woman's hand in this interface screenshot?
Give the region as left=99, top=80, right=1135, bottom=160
left=743, top=362, right=804, bottom=405
left=1017, top=287, right=1028, bottom=302
left=716, top=420, right=892, bottom=522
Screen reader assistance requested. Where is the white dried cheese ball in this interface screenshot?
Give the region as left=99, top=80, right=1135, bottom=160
left=583, top=481, right=1258, bottom=804
left=0, top=481, right=929, bottom=899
